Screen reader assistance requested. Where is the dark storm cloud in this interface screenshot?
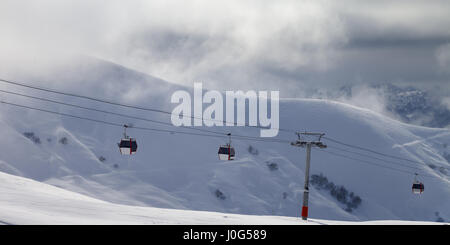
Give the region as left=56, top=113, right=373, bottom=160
left=0, top=0, right=449, bottom=98
left=266, top=0, right=450, bottom=97
left=346, top=37, right=450, bottom=49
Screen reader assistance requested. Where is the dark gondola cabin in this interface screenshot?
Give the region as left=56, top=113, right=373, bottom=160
left=218, top=133, right=235, bottom=161
left=119, top=138, right=138, bottom=155
left=218, top=144, right=235, bottom=160
left=411, top=173, right=424, bottom=194
left=412, top=182, right=424, bottom=194
left=118, top=124, right=137, bottom=155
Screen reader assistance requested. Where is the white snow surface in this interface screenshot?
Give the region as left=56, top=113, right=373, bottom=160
left=0, top=171, right=445, bottom=225
left=0, top=57, right=449, bottom=224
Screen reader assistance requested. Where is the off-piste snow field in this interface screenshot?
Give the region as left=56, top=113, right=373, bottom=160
left=0, top=58, right=449, bottom=224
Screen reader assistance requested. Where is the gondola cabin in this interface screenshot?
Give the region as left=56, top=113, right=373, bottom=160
left=218, top=144, right=235, bottom=161
left=118, top=138, right=138, bottom=155
left=412, top=182, right=424, bottom=194
left=118, top=124, right=137, bottom=155
left=411, top=173, right=424, bottom=194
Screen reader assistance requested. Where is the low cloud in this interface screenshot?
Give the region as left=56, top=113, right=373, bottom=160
left=436, top=43, right=450, bottom=73
left=0, top=0, right=449, bottom=98
left=442, top=97, right=450, bottom=111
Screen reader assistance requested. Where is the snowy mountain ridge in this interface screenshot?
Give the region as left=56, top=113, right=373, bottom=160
left=330, top=84, right=450, bottom=129
left=0, top=57, right=449, bottom=223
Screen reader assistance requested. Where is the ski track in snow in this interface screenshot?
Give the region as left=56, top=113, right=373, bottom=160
left=0, top=171, right=447, bottom=225
left=0, top=220, right=14, bottom=225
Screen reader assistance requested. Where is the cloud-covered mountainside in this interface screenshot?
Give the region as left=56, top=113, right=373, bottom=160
left=0, top=58, right=449, bottom=223
left=311, top=83, right=450, bottom=129
left=380, top=85, right=450, bottom=128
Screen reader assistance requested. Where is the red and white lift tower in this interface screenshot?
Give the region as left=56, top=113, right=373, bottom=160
left=291, top=132, right=327, bottom=221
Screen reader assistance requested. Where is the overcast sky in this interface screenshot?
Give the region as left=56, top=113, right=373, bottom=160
left=1, top=0, right=449, bottom=98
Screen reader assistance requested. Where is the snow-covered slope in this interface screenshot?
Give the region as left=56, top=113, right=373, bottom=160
left=0, top=171, right=444, bottom=225
left=0, top=57, right=449, bottom=223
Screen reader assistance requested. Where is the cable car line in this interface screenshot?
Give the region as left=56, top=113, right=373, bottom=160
left=319, top=148, right=442, bottom=180
left=1, top=99, right=448, bottom=184
left=329, top=143, right=450, bottom=171
left=0, top=88, right=292, bottom=144
left=326, top=145, right=430, bottom=172
left=0, top=78, right=171, bottom=114
left=0, top=99, right=291, bottom=144
left=2, top=78, right=448, bottom=200
left=322, top=136, right=449, bottom=168
left=0, top=78, right=294, bottom=133
left=0, top=88, right=226, bottom=136
left=326, top=146, right=449, bottom=179
left=1, top=77, right=448, bottom=171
